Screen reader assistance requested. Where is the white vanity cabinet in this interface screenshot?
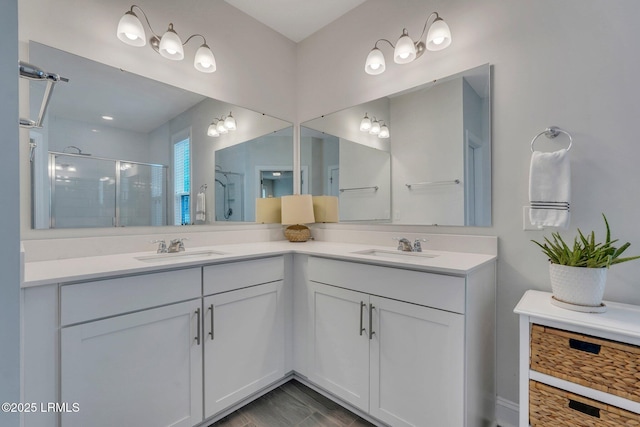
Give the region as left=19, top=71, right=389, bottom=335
left=59, top=268, right=203, bottom=427
left=305, top=256, right=495, bottom=427
left=202, top=257, right=286, bottom=419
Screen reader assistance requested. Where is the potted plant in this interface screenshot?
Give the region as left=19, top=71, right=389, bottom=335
left=532, top=214, right=640, bottom=310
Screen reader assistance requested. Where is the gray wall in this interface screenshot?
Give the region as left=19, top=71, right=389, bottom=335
left=0, top=0, right=21, bottom=424
left=297, top=0, right=640, bottom=405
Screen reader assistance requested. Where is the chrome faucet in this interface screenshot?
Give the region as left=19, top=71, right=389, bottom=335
left=394, top=237, right=427, bottom=252
left=168, top=238, right=187, bottom=253
left=151, top=239, right=167, bottom=254
left=395, top=237, right=413, bottom=252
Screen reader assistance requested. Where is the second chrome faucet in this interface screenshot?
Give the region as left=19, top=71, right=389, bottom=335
left=394, top=237, right=427, bottom=252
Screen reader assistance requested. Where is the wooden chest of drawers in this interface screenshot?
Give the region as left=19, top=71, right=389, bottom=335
left=515, top=291, right=640, bottom=427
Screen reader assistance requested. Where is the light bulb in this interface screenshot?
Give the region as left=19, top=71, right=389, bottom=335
left=365, top=47, right=386, bottom=75
left=426, top=17, right=452, bottom=51
left=159, top=24, right=184, bottom=60
left=117, top=10, right=146, bottom=47
left=194, top=44, right=216, bottom=73
left=394, top=29, right=416, bottom=64
left=360, top=114, right=372, bottom=131
left=369, top=119, right=381, bottom=135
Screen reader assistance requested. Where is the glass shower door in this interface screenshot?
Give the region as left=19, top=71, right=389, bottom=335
left=51, top=154, right=116, bottom=228
left=118, top=162, right=167, bottom=227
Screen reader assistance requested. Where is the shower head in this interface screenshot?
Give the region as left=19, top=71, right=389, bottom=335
left=215, top=178, right=226, bottom=188
left=63, top=146, right=91, bottom=156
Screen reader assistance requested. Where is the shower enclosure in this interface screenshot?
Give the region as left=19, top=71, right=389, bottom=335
left=215, top=169, right=244, bottom=221
left=35, top=152, right=168, bottom=228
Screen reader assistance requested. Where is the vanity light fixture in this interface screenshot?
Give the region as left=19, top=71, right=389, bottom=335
left=207, top=112, right=237, bottom=137
left=117, top=5, right=217, bottom=73
left=364, top=11, right=451, bottom=75
left=359, top=114, right=390, bottom=139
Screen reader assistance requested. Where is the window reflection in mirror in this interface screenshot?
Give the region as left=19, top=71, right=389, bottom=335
left=301, top=64, right=491, bottom=227
left=26, top=42, right=293, bottom=229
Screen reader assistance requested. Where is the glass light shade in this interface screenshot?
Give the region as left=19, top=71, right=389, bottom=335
left=224, top=113, right=236, bottom=130
left=369, top=120, right=381, bottom=135
left=216, top=121, right=228, bottom=134
left=117, top=11, right=146, bottom=47
left=194, top=44, right=216, bottom=73
left=207, top=123, right=219, bottom=137
left=255, top=197, right=281, bottom=223
left=360, top=114, right=372, bottom=131
left=159, top=26, right=184, bottom=60
left=426, top=18, right=452, bottom=51
left=281, top=195, right=315, bottom=225
left=312, top=196, right=339, bottom=223
left=394, top=31, right=417, bottom=64
left=365, top=48, right=386, bottom=75
left=378, top=124, right=390, bottom=139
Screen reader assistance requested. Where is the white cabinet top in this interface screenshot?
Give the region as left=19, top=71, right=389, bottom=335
left=515, top=290, right=640, bottom=341
left=23, top=241, right=496, bottom=288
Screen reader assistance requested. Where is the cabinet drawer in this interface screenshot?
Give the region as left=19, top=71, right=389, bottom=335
left=61, top=268, right=201, bottom=325
left=203, top=256, right=284, bottom=296
left=531, top=325, right=640, bottom=404
left=308, top=257, right=465, bottom=313
left=529, top=381, right=640, bottom=426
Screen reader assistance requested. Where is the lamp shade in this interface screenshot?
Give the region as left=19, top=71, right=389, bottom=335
left=117, top=11, right=146, bottom=47
left=365, top=48, right=386, bottom=75
left=224, top=113, right=237, bottom=130
left=159, top=25, right=184, bottom=60
left=369, top=119, right=381, bottom=135
left=426, top=18, right=452, bottom=51
left=256, top=197, right=281, bottom=223
left=394, top=30, right=417, bottom=64
left=281, top=195, right=315, bottom=225
left=360, top=114, right=372, bottom=131
left=378, top=123, right=390, bottom=139
left=312, top=196, right=338, bottom=223
left=207, top=123, right=219, bottom=137
left=194, top=44, right=216, bottom=73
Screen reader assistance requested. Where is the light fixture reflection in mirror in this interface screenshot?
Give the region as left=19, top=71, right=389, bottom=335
left=302, top=64, right=491, bottom=227
left=26, top=42, right=293, bottom=229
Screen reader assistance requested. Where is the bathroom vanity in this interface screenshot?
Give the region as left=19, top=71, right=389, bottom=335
left=21, top=240, right=496, bottom=427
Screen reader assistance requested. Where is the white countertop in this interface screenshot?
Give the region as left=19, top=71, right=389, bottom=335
left=23, top=240, right=496, bottom=288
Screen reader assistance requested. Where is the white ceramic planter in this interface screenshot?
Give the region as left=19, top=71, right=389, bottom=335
left=549, top=264, right=608, bottom=307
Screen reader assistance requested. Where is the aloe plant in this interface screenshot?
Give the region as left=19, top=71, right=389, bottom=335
left=532, top=214, right=640, bottom=268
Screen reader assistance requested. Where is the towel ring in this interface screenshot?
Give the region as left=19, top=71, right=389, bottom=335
left=530, top=126, right=573, bottom=152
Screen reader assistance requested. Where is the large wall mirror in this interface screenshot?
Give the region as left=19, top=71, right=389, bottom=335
left=26, top=42, right=293, bottom=229
left=301, top=64, right=491, bottom=226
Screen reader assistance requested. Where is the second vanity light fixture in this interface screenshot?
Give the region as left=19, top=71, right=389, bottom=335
left=117, top=5, right=217, bottom=73
left=365, top=11, right=451, bottom=75
left=207, top=112, right=237, bottom=137
left=360, top=113, right=390, bottom=139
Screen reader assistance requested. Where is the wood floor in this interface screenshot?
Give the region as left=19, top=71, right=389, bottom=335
left=210, top=380, right=376, bottom=427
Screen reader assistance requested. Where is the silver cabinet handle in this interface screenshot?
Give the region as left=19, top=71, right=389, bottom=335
left=360, top=301, right=366, bottom=336
left=208, top=304, right=214, bottom=340
left=369, top=304, right=375, bottom=340
left=195, top=308, right=201, bottom=345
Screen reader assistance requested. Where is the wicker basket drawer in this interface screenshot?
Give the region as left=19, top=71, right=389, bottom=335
left=530, top=324, right=640, bottom=403
left=529, top=381, right=640, bottom=426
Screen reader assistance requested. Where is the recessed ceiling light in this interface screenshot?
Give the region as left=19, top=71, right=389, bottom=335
left=102, top=115, right=114, bottom=121
left=272, top=172, right=281, bottom=177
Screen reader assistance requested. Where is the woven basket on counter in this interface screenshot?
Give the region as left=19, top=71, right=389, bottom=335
left=284, top=225, right=311, bottom=242
left=530, top=324, right=640, bottom=404
left=529, top=381, right=640, bottom=426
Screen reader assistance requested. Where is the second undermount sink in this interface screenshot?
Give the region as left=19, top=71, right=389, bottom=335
left=352, top=249, right=439, bottom=260
left=135, top=249, right=227, bottom=263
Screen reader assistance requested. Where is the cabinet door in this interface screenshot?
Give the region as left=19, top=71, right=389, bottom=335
left=369, top=296, right=465, bottom=427
left=204, top=281, right=285, bottom=418
left=61, top=299, right=203, bottom=427
left=308, top=282, right=370, bottom=411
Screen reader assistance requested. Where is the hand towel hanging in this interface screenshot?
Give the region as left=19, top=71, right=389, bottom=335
left=529, top=148, right=571, bottom=229
left=196, top=192, right=206, bottom=222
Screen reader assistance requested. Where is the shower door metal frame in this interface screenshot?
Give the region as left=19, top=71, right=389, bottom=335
left=46, top=152, right=168, bottom=228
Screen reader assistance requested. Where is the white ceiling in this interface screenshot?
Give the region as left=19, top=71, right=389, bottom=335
left=223, top=0, right=366, bottom=42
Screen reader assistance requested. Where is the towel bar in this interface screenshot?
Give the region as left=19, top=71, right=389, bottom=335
left=531, top=126, right=573, bottom=152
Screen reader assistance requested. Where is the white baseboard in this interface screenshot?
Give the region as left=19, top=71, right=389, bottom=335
left=496, top=396, right=519, bottom=427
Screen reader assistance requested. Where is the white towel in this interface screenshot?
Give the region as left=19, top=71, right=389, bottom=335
left=196, top=192, right=206, bottom=222
left=529, top=148, right=570, bottom=229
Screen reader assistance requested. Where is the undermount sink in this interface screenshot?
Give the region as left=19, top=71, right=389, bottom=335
left=135, top=250, right=227, bottom=263
left=352, top=249, right=439, bottom=260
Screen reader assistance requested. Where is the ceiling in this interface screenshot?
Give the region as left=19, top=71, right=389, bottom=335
left=223, top=0, right=367, bottom=42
